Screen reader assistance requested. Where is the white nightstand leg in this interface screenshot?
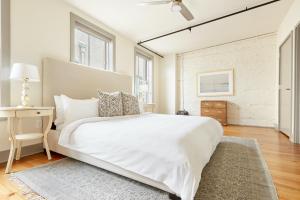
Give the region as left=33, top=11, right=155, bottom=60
left=43, top=115, right=53, bottom=160
left=5, top=118, right=16, bottom=174
left=16, top=141, right=22, bottom=160
left=5, top=140, right=16, bottom=174
left=44, top=138, right=51, bottom=160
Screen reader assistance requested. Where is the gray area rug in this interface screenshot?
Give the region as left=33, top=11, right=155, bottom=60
left=10, top=136, right=278, bottom=200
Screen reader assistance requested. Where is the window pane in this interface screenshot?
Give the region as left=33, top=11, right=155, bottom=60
left=135, top=53, right=153, bottom=104
left=71, top=15, right=115, bottom=71
left=107, top=42, right=114, bottom=71
left=147, top=60, right=153, bottom=103
left=138, top=57, right=146, bottom=80
left=89, top=35, right=106, bottom=69
left=75, top=28, right=89, bottom=65
left=135, top=56, right=140, bottom=97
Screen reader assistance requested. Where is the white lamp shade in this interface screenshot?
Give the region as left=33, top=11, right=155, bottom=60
left=10, top=63, right=40, bottom=82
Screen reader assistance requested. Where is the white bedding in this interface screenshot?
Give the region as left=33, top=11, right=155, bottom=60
left=58, top=113, right=223, bottom=200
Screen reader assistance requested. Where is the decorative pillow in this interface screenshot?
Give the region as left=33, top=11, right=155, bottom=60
left=121, top=92, right=140, bottom=115
left=61, top=95, right=99, bottom=125
left=98, top=91, right=123, bottom=117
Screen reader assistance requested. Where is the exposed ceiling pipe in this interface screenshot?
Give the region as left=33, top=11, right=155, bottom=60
left=137, top=0, right=281, bottom=56
left=137, top=43, right=164, bottom=58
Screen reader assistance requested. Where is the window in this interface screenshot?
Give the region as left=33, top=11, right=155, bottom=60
left=134, top=49, right=153, bottom=104
left=70, top=13, right=115, bottom=71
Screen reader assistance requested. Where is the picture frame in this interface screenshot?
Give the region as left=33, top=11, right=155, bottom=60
left=197, top=69, right=234, bottom=96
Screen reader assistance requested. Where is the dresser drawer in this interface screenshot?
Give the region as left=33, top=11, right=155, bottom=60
left=16, top=110, right=53, bottom=117
left=213, top=102, right=226, bottom=109
left=201, top=108, right=211, bottom=115
left=201, top=101, right=227, bottom=125
left=201, top=101, right=215, bottom=108
left=201, top=101, right=227, bottom=108
left=201, top=108, right=226, bottom=116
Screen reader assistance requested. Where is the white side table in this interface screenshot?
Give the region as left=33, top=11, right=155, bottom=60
left=0, top=107, right=54, bottom=174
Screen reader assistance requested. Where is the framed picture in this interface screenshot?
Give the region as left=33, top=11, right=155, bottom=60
left=197, top=70, right=234, bottom=96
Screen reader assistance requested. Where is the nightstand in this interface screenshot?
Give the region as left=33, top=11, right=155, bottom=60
left=0, top=107, right=54, bottom=173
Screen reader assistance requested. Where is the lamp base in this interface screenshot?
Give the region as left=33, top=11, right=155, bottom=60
left=21, top=79, right=30, bottom=107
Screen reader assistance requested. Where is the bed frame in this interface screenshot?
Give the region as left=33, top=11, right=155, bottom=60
left=42, top=58, right=177, bottom=199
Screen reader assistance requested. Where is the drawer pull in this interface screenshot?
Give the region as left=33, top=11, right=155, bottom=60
left=37, top=112, right=41, bottom=115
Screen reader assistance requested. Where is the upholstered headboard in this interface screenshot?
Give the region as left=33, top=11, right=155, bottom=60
left=42, top=58, right=132, bottom=107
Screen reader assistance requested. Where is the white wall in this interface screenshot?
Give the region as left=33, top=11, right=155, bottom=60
left=0, top=0, right=161, bottom=151
left=158, top=54, right=177, bottom=114
left=10, top=0, right=161, bottom=106
left=177, top=34, right=277, bottom=127
left=277, top=0, right=300, bottom=45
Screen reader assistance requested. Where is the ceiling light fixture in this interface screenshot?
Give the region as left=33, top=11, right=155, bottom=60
left=171, top=1, right=182, bottom=12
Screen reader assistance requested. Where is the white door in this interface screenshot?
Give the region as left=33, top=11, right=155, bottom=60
left=279, top=34, right=293, bottom=137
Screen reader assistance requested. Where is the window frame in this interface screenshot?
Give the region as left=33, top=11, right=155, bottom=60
left=70, top=13, right=116, bottom=71
left=134, top=48, right=154, bottom=104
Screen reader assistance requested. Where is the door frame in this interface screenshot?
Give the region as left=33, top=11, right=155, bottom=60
left=294, top=23, right=300, bottom=144
left=278, top=32, right=293, bottom=138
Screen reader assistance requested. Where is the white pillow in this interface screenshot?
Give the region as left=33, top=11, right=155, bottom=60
left=61, top=95, right=99, bottom=125
left=54, top=95, right=64, bottom=126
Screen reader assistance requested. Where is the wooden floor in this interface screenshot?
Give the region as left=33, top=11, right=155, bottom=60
left=0, top=125, right=299, bottom=200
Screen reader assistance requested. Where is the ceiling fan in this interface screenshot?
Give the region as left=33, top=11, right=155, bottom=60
left=138, top=0, right=194, bottom=21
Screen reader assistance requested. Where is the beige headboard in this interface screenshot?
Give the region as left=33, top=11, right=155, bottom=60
left=42, top=58, right=132, bottom=107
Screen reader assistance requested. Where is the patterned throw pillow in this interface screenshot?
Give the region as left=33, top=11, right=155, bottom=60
left=98, top=91, right=123, bottom=117
left=121, top=92, right=140, bottom=115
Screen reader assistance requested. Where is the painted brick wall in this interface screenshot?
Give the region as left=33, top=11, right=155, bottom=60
left=179, top=34, right=277, bottom=127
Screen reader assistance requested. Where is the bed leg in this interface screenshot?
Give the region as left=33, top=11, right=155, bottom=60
left=168, top=193, right=181, bottom=200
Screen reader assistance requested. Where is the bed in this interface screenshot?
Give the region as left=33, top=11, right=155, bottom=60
left=43, top=58, right=223, bottom=200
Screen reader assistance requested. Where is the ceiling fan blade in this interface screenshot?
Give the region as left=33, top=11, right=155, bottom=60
left=138, top=0, right=172, bottom=6
left=179, top=3, right=194, bottom=21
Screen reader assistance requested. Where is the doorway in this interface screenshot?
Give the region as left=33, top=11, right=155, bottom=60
left=294, top=24, right=300, bottom=143
left=279, top=33, right=293, bottom=137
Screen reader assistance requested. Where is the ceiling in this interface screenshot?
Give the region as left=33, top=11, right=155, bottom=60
left=64, top=0, right=293, bottom=56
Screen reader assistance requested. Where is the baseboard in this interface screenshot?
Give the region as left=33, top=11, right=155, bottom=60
left=227, top=123, right=275, bottom=129
left=0, top=143, right=44, bottom=164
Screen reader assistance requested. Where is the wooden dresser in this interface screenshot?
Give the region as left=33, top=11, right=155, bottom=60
left=201, top=101, right=227, bottom=125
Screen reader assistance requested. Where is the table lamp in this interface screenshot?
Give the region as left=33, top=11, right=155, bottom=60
left=10, top=63, right=40, bottom=107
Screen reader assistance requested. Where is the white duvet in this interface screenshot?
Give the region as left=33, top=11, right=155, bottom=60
left=59, top=113, right=223, bottom=200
